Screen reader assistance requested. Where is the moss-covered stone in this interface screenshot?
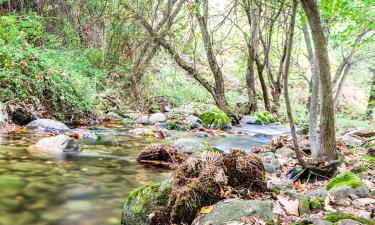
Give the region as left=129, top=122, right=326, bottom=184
left=309, top=199, right=323, bottom=210
left=199, top=145, right=224, bottom=154
left=298, top=197, right=310, bottom=215
left=166, top=120, right=193, bottom=131
left=122, top=181, right=171, bottom=225
left=324, top=213, right=374, bottom=224
left=200, top=108, right=231, bottom=130
left=254, top=111, right=276, bottom=125
left=326, top=172, right=364, bottom=191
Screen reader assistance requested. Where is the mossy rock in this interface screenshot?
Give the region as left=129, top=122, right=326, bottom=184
left=121, top=181, right=171, bottom=225
left=200, top=108, right=231, bottom=130
left=324, top=213, right=374, bottom=224
left=309, top=199, right=323, bottom=210
left=254, top=111, right=276, bottom=125
left=326, top=172, right=364, bottom=191
left=199, top=145, right=224, bottom=154
left=166, top=120, right=193, bottom=131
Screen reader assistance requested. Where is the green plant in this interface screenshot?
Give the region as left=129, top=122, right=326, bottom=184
left=326, top=172, right=363, bottom=191
left=200, top=108, right=231, bottom=129
left=324, top=213, right=373, bottom=224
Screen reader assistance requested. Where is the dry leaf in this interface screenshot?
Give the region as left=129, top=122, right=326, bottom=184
left=276, top=195, right=299, bottom=216
left=294, top=180, right=304, bottom=191
left=200, top=205, right=214, bottom=214
left=324, top=196, right=336, bottom=212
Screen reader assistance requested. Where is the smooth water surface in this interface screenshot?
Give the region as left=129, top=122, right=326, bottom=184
left=0, top=123, right=288, bottom=225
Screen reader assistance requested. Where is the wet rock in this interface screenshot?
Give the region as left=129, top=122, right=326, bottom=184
left=7, top=104, right=36, bottom=125
left=193, top=131, right=208, bottom=137
left=137, top=115, right=149, bottom=125
left=123, top=113, right=139, bottom=120
left=0, top=175, right=26, bottom=197
left=0, top=196, right=24, bottom=212
left=63, top=200, right=92, bottom=211
left=130, top=128, right=153, bottom=136
left=186, top=115, right=201, bottom=127
left=137, top=144, right=187, bottom=169
left=121, top=181, right=171, bottom=225
left=275, top=147, right=295, bottom=159
left=174, top=138, right=205, bottom=154
left=0, top=102, right=8, bottom=124
left=336, top=219, right=361, bottom=225
left=149, top=113, right=167, bottom=124
left=27, top=119, right=69, bottom=131
left=107, top=112, right=122, bottom=118
left=240, top=115, right=257, bottom=124
left=33, top=135, right=80, bottom=155
left=192, top=199, right=276, bottom=225
left=70, top=129, right=98, bottom=140
left=64, top=184, right=96, bottom=199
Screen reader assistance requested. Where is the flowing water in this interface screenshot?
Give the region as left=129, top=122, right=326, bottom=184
left=0, top=123, right=288, bottom=225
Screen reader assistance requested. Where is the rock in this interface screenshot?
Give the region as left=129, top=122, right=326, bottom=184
left=0, top=175, right=26, bottom=198
left=336, top=219, right=361, bottom=225
left=309, top=199, right=323, bottom=210
left=149, top=113, right=167, bottom=124
left=121, top=181, right=171, bottom=225
left=306, top=188, right=328, bottom=201
left=123, top=113, right=139, bottom=119
left=352, top=198, right=375, bottom=208
left=8, top=105, right=36, bottom=125
left=0, top=102, right=8, bottom=124
left=259, top=152, right=281, bottom=173
left=347, top=129, right=375, bottom=138
left=193, top=131, right=208, bottom=137
left=32, top=135, right=80, bottom=156
left=340, top=135, right=362, bottom=147
left=192, top=199, right=276, bottom=225
left=298, top=197, right=310, bottom=215
left=70, top=129, right=98, bottom=140
left=325, top=212, right=374, bottom=224
left=174, top=138, right=205, bottom=154
left=137, top=115, right=149, bottom=125
left=27, top=119, right=69, bottom=131
left=163, top=105, right=172, bottom=112
left=240, top=115, right=257, bottom=124
left=107, top=112, right=122, bottom=118
left=329, top=186, right=357, bottom=205
left=326, top=172, right=364, bottom=191
left=275, top=147, right=295, bottom=159
left=64, top=184, right=96, bottom=199
left=129, top=128, right=153, bottom=136
left=155, top=123, right=168, bottom=129
left=186, top=115, right=201, bottom=125
left=0, top=197, right=24, bottom=212
left=255, top=111, right=276, bottom=125
left=305, top=217, right=333, bottom=225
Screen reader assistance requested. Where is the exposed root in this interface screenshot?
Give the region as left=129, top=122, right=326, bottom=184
left=137, top=144, right=187, bottom=169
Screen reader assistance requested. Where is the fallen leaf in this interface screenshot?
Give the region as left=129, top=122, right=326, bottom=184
left=276, top=195, right=299, bottom=216
left=200, top=205, right=214, bottom=214
left=324, top=196, right=336, bottom=212
left=294, top=180, right=304, bottom=191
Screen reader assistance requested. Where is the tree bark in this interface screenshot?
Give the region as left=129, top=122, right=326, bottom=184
left=256, top=58, right=271, bottom=112
left=283, top=0, right=307, bottom=168
left=366, top=69, right=375, bottom=120
left=301, top=0, right=337, bottom=161
left=333, top=62, right=351, bottom=107
left=302, top=16, right=319, bottom=158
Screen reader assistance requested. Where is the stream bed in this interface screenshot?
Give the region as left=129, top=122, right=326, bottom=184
left=0, top=123, right=288, bottom=225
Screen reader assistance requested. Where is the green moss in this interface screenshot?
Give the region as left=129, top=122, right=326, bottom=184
left=254, top=111, right=276, bottom=125
left=199, top=145, right=224, bottom=154
left=301, top=123, right=309, bottom=135
left=166, top=120, right=193, bottom=131
left=362, top=155, right=375, bottom=164
left=200, top=108, right=231, bottom=129
left=270, top=185, right=281, bottom=195
left=309, top=199, right=322, bottom=210
left=326, top=172, right=363, bottom=191
left=123, top=181, right=171, bottom=225
left=324, top=213, right=374, bottom=224
left=351, top=165, right=368, bottom=174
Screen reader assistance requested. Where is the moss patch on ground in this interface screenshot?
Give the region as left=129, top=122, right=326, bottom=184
left=324, top=212, right=374, bottom=224
left=326, top=172, right=363, bottom=191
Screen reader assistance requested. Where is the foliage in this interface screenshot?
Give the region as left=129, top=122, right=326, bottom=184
left=200, top=108, right=231, bottom=130
left=255, top=111, right=276, bottom=125
left=326, top=172, right=363, bottom=191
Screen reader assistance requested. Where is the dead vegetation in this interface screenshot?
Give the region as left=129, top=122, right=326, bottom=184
left=167, top=150, right=267, bottom=224
left=137, top=144, right=188, bottom=169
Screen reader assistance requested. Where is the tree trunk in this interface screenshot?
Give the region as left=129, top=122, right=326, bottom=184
left=366, top=69, right=375, bottom=120
left=302, top=16, right=319, bottom=158
left=256, top=59, right=271, bottom=112
left=334, top=63, right=352, bottom=107
left=301, top=0, right=337, bottom=161
left=283, top=0, right=307, bottom=168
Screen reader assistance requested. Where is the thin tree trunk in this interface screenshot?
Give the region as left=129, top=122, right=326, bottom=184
left=256, top=59, right=271, bottom=112
left=366, top=69, right=375, bottom=120
left=334, top=63, right=351, bottom=107
left=283, top=0, right=307, bottom=167
left=302, top=16, right=319, bottom=158
left=301, top=0, right=337, bottom=161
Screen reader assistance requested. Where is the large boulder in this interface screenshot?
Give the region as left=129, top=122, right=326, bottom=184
left=30, top=135, right=80, bottom=156
left=121, top=181, right=171, bottom=225
left=200, top=109, right=231, bottom=130
left=173, top=138, right=205, bottom=154
left=137, top=115, right=149, bottom=125
left=192, top=199, right=276, bottom=225
left=26, top=119, right=69, bottom=131
left=0, top=103, right=8, bottom=124
left=149, top=113, right=167, bottom=124
left=8, top=104, right=35, bottom=125
left=240, top=115, right=257, bottom=124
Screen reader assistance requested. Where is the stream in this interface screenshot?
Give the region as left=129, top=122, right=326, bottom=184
left=0, top=123, right=288, bottom=225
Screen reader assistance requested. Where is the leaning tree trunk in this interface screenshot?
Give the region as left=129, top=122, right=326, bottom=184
left=283, top=0, right=307, bottom=168
left=366, top=69, right=375, bottom=120
left=301, top=0, right=337, bottom=161
left=333, top=62, right=352, bottom=107
left=302, top=16, right=319, bottom=158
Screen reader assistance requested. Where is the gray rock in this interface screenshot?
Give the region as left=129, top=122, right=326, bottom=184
left=163, top=105, right=172, bottom=112
left=186, top=115, right=201, bottom=125
left=193, top=132, right=209, bottom=137
left=192, top=199, right=276, bottom=225
left=0, top=103, right=8, bottom=124
left=340, top=135, right=362, bottom=147
left=336, top=219, right=361, bottom=225
left=107, top=112, right=121, bottom=118
left=258, top=152, right=276, bottom=162
left=306, top=188, right=328, bottom=201
left=149, top=113, right=167, bottom=124
left=329, top=186, right=357, bottom=205
left=174, top=138, right=205, bottom=154
left=130, top=128, right=153, bottom=136
left=259, top=152, right=281, bottom=173
left=275, top=147, right=295, bottom=159
left=27, top=119, right=69, bottom=131
left=123, top=113, right=139, bottom=119
left=355, top=185, right=370, bottom=198
left=33, top=135, right=80, bottom=155
left=352, top=198, right=375, bottom=208
left=137, top=115, right=149, bottom=125
left=298, top=197, right=310, bottom=215
left=305, top=217, right=333, bottom=225
left=70, top=129, right=98, bottom=140
left=155, top=123, right=168, bottom=129
left=240, top=115, right=257, bottom=124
